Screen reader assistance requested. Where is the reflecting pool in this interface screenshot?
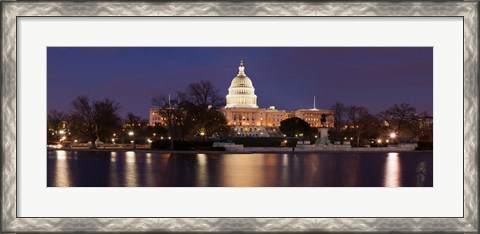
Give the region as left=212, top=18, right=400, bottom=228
left=47, top=150, right=433, bottom=187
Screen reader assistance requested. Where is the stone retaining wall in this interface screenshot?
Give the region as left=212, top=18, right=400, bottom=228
left=223, top=144, right=418, bottom=152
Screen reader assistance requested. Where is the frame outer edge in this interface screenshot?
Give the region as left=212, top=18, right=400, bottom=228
left=1, top=1, right=478, bottom=232
left=2, top=2, right=17, bottom=233
left=464, top=2, right=479, bottom=232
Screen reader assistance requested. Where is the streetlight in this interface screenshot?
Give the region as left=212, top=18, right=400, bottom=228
left=58, top=130, right=66, bottom=142
left=389, top=132, right=397, bottom=144
left=128, top=131, right=135, bottom=149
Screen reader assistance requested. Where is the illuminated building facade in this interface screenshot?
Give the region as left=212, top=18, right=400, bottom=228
left=149, top=60, right=334, bottom=136
left=221, top=60, right=269, bottom=136
left=222, top=60, right=334, bottom=137
left=149, top=109, right=164, bottom=126
left=293, top=109, right=334, bottom=128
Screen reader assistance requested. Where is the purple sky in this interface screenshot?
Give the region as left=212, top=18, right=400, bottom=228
left=47, top=47, right=433, bottom=119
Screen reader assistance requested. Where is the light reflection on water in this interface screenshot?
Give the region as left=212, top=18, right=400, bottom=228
left=109, top=152, right=119, bottom=186
left=221, top=154, right=267, bottom=186
left=145, top=153, right=154, bottom=186
left=384, top=152, right=402, bottom=187
left=125, top=151, right=137, bottom=187
left=196, top=154, right=208, bottom=187
left=282, top=154, right=288, bottom=166
left=47, top=151, right=432, bottom=187
left=53, top=150, right=70, bottom=187
left=110, top=152, right=117, bottom=163
left=146, top=153, right=152, bottom=164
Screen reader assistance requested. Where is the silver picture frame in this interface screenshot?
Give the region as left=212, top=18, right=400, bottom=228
left=1, top=1, right=477, bottom=232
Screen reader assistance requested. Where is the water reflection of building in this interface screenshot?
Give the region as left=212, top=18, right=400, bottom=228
left=222, top=60, right=334, bottom=137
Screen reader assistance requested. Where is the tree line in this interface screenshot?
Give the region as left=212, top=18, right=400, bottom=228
left=150, top=80, right=228, bottom=149
left=328, top=102, right=432, bottom=146
left=48, top=80, right=432, bottom=149
left=47, top=80, right=228, bottom=149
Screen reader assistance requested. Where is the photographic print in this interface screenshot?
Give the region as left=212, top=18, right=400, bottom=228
left=3, top=1, right=477, bottom=232
left=47, top=47, right=433, bottom=187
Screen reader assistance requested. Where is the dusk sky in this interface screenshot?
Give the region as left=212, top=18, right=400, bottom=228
left=47, top=47, right=433, bottom=119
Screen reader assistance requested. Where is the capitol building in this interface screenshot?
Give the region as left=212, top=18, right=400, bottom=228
left=149, top=60, right=334, bottom=137
left=221, top=60, right=334, bottom=137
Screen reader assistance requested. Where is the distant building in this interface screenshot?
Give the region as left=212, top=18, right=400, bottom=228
left=419, top=115, right=433, bottom=129
left=293, top=109, right=334, bottom=128
left=418, top=115, right=433, bottom=141
left=149, top=109, right=164, bottom=126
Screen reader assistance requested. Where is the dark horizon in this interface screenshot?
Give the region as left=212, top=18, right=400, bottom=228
left=47, top=47, right=433, bottom=119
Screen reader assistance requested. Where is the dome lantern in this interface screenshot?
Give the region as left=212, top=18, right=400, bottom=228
left=225, top=60, right=258, bottom=109
left=238, top=59, right=246, bottom=76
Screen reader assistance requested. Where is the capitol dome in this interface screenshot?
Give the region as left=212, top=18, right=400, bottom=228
left=225, top=60, right=258, bottom=108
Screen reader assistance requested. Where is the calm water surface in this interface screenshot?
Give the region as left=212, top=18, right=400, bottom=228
left=47, top=150, right=432, bottom=187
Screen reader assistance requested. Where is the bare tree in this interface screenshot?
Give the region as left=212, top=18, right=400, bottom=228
left=125, top=112, right=142, bottom=127
left=151, top=94, right=183, bottom=149
left=378, top=103, right=420, bottom=141
left=179, top=80, right=225, bottom=108
left=330, top=102, right=347, bottom=130
left=47, top=110, right=67, bottom=141
left=152, top=81, right=227, bottom=144
left=196, top=108, right=229, bottom=138
left=68, top=96, right=122, bottom=148
left=377, top=110, right=391, bottom=128
left=178, top=81, right=227, bottom=139
left=346, top=105, right=368, bottom=146
left=358, top=113, right=383, bottom=142
left=124, top=112, right=143, bottom=147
